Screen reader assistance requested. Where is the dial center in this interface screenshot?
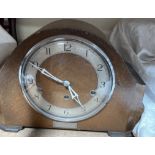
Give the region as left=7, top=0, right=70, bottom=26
left=63, top=80, right=70, bottom=87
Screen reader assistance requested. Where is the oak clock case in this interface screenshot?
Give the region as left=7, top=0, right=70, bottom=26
left=0, top=20, right=144, bottom=133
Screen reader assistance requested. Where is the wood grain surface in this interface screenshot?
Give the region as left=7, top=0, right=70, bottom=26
left=0, top=19, right=144, bottom=132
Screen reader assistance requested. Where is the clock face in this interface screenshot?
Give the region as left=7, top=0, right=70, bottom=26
left=19, top=35, right=115, bottom=122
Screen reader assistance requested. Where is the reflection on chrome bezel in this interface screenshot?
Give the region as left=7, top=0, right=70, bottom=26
left=19, top=35, right=115, bottom=122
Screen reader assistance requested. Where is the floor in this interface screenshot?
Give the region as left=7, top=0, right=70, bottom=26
left=0, top=128, right=109, bottom=137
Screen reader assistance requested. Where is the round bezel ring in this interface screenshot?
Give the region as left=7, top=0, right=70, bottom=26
left=19, top=35, right=115, bottom=122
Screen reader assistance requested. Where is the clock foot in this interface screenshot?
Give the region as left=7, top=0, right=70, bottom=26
left=107, top=131, right=133, bottom=137
left=0, top=124, right=23, bottom=132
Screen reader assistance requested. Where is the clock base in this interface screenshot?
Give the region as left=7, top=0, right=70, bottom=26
left=0, top=124, right=23, bottom=132
left=108, top=131, right=133, bottom=137
left=0, top=125, right=133, bottom=137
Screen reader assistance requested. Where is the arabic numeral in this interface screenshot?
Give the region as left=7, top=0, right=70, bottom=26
left=100, top=82, right=106, bottom=88
left=86, top=50, right=88, bottom=57
left=30, top=61, right=39, bottom=67
left=64, top=110, right=69, bottom=115
left=34, top=94, right=39, bottom=100
left=27, top=77, right=33, bottom=84
left=45, top=47, right=51, bottom=55
left=48, top=105, right=52, bottom=111
left=26, top=75, right=34, bottom=85
left=64, top=43, right=72, bottom=51
left=97, top=64, right=103, bottom=71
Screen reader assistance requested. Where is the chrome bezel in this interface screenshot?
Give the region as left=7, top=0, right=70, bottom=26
left=19, top=35, right=115, bottom=122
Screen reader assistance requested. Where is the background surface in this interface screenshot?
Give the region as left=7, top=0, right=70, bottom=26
left=16, top=18, right=120, bottom=42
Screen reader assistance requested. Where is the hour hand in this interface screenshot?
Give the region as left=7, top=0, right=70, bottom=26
left=29, top=62, right=63, bottom=84
left=63, top=80, right=84, bottom=109
left=68, top=85, right=84, bottom=109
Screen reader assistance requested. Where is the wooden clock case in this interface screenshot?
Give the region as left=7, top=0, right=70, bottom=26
left=0, top=19, right=144, bottom=135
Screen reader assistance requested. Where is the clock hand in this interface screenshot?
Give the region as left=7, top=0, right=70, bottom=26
left=29, top=62, right=63, bottom=84
left=68, top=86, right=84, bottom=109
left=29, top=62, right=84, bottom=108
left=63, top=81, right=85, bottom=109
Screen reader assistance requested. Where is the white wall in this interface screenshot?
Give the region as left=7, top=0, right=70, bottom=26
left=16, top=18, right=120, bottom=42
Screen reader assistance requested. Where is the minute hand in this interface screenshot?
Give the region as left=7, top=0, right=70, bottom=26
left=29, top=62, right=63, bottom=84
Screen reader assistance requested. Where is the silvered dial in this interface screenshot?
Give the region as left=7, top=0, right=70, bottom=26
left=19, top=35, right=115, bottom=122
